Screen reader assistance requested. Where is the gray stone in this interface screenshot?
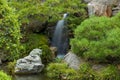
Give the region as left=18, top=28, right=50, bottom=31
left=112, top=3, right=120, bottom=16
left=87, top=0, right=119, bottom=17
left=84, top=0, right=92, bottom=3
left=15, top=48, right=44, bottom=74
left=0, top=59, right=2, bottom=65
left=29, top=48, right=42, bottom=56
left=92, top=64, right=106, bottom=71
left=63, top=52, right=84, bottom=70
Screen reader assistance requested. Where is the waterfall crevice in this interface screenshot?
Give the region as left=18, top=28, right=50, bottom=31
left=52, top=13, right=69, bottom=58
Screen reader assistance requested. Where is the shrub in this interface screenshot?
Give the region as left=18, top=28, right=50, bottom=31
left=71, top=15, right=120, bottom=63
left=97, top=65, right=120, bottom=80
left=7, top=60, right=16, bottom=74
left=46, top=62, right=120, bottom=80
left=0, top=71, right=11, bottom=80
left=78, top=63, right=96, bottom=80
left=46, top=63, right=77, bottom=80
left=0, top=0, right=21, bottom=61
left=78, top=63, right=120, bottom=80
left=22, top=33, right=52, bottom=63
left=40, top=45, right=53, bottom=63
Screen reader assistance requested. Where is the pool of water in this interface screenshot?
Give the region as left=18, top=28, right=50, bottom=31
left=0, top=64, right=50, bottom=80
left=13, top=73, right=50, bottom=80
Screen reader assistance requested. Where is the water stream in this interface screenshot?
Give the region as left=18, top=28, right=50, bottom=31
left=52, top=13, right=69, bottom=58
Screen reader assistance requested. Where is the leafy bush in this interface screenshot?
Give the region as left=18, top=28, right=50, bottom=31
left=9, top=0, right=87, bottom=33
left=46, top=63, right=77, bottom=80
left=0, top=71, right=11, bottom=80
left=7, top=60, right=16, bottom=74
left=46, top=62, right=120, bottom=80
left=97, top=65, right=120, bottom=80
left=78, top=63, right=96, bottom=80
left=44, top=0, right=87, bottom=29
left=0, top=0, right=21, bottom=60
left=78, top=64, right=120, bottom=80
left=22, top=33, right=52, bottom=63
left=71, top=14, right=120, bottom=62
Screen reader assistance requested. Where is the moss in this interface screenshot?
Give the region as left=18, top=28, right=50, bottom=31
left=46, top=63, right=77, bottom=80
left=21, top=33, right=52, bottom=63
left=97, top=65, right=120, bottom=80
left=7, top=60, right=16, bottom=75
left=0, top=71, right=11, bottom=80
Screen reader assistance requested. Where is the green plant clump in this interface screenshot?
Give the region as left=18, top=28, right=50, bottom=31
left=22, top=33, right=52, bottom=63
left=0, top=0, right=21, bottom=60
left=7, top=60, right=16, bottom=74
left=71, top=13, right=120, bottom=63
left=46, top=63, right=77, bottom=80
left=0, top=71, right=11, bottom=80
left=46, top=62, right=120, bottom=80
left=97, top=65, right=120, bottom=80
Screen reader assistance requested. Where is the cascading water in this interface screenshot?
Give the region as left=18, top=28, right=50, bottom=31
left=52, top=13, right=69, bottom=58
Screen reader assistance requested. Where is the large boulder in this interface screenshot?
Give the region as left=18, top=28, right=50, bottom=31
left=63, top=52, right=84, bottom=70
left=15, top=49, right=44, bottom=74
left=87, top=0, right=119, bottom=17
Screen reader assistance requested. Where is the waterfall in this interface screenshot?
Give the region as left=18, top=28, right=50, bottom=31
left=52, top=13, right=69, bottom=58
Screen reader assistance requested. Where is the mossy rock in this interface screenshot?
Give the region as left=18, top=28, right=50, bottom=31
left=21, top=33, right=52, bottom=63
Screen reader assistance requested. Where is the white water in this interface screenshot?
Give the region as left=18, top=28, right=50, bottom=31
left=52, top=13, right=69, bottom=58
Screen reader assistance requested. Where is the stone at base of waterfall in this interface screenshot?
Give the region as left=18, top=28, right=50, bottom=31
left=15, top=49, right=44, bottom=74
left=63, top=52, right=83, bottom=70
left=0, top=59, right=2, bottom=65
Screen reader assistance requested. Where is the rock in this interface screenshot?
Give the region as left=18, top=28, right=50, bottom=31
left=26, top=20, right=47, bottom=33
left=29, top=48, right=42, bottom=56
left=15, top=48, right=44, bottom=74
left=63, top=52, right=84, bottom=70
left=92, top=64, right=106, bottom=71
left=87, top=0, right=119, bottom=17
left=0, top=59, right=2, bottom=65
left=84, top=0, right=92, bottom=3
left=88, top=2, right=112, bottom=17
left=50, top=47, right=57, bottom=58
left=112, top=3, right=120, bottom=16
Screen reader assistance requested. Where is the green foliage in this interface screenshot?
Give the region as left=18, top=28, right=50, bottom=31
left=40, top=45, right=53, bottom=63
left=44, top=0, right=87, bottom=29
left=46, top=62, right=120, bottom=80
left=0, top=71, right=11, bottom=80
left=71, top=13, right=120, bottom=62
left=0, top=0, right=21, bottom=60
left=22, top=33, right=52, bottom=63
left=97, top=65, right=120, bottom=80
left=46, top=63, right=77, bottom=80
left=78, top=63, right=96, bottom=80
left=9, top=0, right=44, bottom=24
left=7, top=60, right=16, bottom=74
left=9, top=0, right=87, bottom=31
left=78, top=64, right=120, bottom=80
left=53, top=58, right=63, bottom=63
